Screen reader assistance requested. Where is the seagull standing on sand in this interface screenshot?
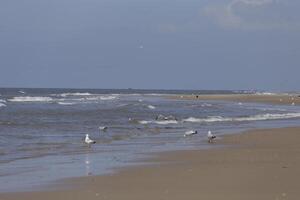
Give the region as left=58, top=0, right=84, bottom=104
left=184, top=130, right=198, bottom=137
left=207, top=130, right=216, bottom=143
left=85, top=134, right=96, bottom=147
left=99, top=126, right=108, bottom=132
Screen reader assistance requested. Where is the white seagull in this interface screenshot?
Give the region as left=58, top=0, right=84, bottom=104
left=99, top=126, right=108, bottom=131
left=207, top=130, right=216, bottom=143
left=184, top=130, right=198, bottom=137
left=85, top=134, right=96, bottom=146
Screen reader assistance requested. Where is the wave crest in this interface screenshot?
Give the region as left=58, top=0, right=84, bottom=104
left=147, top=105, right=156, bottom=109
left=0, top=102, right=6, bottom=107
left=8, top=96, right=53, bottom=102
left=57, top=102, right=76, bottom=105
left=183, top=113, right=300, bottom=123
left=138, top=120, right=178, bottom=125
left=59, top=93, right=93, bottom=97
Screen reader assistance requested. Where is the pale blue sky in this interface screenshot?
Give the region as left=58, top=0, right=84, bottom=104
left=0, top=0, right=299, bottom=91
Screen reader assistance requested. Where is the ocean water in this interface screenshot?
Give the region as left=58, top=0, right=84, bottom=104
left=0, top=88, right=300, bottom=192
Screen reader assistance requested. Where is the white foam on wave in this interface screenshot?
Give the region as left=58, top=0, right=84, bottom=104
left=54, top=94, right=118, bottom=102
left=0, top=99, right=6, bottom=103
left=138, top=120, right=150, bottom=124
left=155, top=120, right=178, bottom=125
left=258, top=107, right=287, bottom=112
left=8, top=96, right=53, bottom=102
left=59, top=93, right=93, bottom=97
left=183, top=116, right=229, bottom=123
left=84, top=95, right=118, bottom=101
left=0, top=102, right=6, bottom=107
left=201, top=103, right=212, bottom=107
left=147, top=105, right=156, bottom=109
left=57, top=102, right=76, bottom=105
left=139, top=120, right=178, bottom=125
left=99, top=96, right=118, bottom=100
left=255, top=92, right=277, bottom=95
left=183, top=112, right=300, bottom=123
left=145, top=93, right=168, bottom=96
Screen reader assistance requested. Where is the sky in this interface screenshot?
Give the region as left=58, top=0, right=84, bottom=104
left=0, top=0, right=300, bottom=91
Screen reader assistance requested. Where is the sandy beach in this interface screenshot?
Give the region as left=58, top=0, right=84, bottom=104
left=1, top=0, right=300, bottom=198
left=1, top=126, right=300, bottom=200
left=171, top=93, right=300, bottom=106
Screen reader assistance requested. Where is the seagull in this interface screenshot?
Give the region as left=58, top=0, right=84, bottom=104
left=184, top=130, right=198, bottom=137
left=85, top=134, right=96, bottom=147
left=99, top=126, right=108, bottom=131
left=207, top=130, right=216, bottom=143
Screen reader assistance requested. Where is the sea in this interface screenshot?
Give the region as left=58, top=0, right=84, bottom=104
left=0, top=88, right=299, bottom=192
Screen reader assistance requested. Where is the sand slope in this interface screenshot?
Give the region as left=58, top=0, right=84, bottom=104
left=1, top=127, right=300, bottom=200
left=172, top=94, right=300, bottom=106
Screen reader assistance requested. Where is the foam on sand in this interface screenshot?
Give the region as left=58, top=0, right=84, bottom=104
left=8, top=96, right=53, bottom=102
left=183, top=112, right=300, bottom=123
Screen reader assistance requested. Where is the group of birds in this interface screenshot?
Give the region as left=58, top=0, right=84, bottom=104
left=184, top=130, right=216, bottom=143
left=85, top=125, right=216, bottom=147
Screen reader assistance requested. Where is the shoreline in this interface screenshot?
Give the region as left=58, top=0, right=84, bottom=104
left=1, top=93, right=300, bottom=199
left=1, top=126, right=300, bottom=200
left=170, top=93, right=300, bottom=106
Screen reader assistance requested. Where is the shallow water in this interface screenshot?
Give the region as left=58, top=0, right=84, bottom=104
left=0, top=88, right=300, bottom=192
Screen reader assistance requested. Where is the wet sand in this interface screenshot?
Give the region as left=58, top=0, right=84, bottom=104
left=1, top=126, right=300, bottom=200
left=171, top=93, right=300, bottom=105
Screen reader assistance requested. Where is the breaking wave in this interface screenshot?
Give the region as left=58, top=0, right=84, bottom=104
left=98, top=96, right=118, bottom=100
left=0, top=102, right=6, bottom=107
left=8, top=96, right=53, bottom=102
left=255, top=92, right=277, bottom=95
left=58, top=93, right=93, bottom=97
left=83, top=95, right=118, bottom=101
left=183, top=113, right=300, bottom=123
left=201, top=103, right=212, bottom=107
left=147, top=105, right=156, bottom=109
left=57, top=102, right=76, bottom=105
left=138, top=120, right=178, bottom=125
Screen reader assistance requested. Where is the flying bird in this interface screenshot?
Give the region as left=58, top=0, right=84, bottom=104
left=184, top=130, right=198, bottom=137
left=207, top=130, right=216, bottom=143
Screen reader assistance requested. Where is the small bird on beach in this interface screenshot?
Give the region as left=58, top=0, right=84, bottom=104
left=184, top=130, right=198, bottom=137
left=85, top=134, right=96, bottom=147
left=207, top=130, right=216, bottom=143
left=99, top=126, right=108, bottom=132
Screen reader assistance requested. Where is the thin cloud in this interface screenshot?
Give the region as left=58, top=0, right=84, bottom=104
left=203, top=0, right=300, bottom=31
